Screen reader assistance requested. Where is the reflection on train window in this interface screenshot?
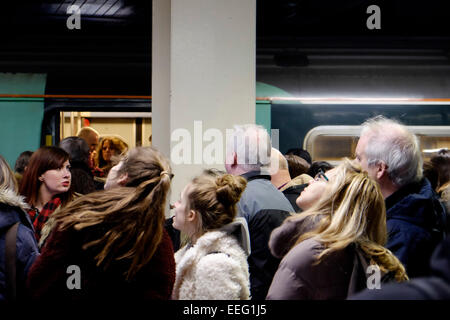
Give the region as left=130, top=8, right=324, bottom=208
left=304, top=125, right=450, bottom=165
left=60, top=112, right=152, bottom=148
left=419, top=136, right=450, bottom=161
left=309, top=135, right=358, bottom=163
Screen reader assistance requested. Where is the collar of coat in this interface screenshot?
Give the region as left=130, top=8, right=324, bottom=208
left=0, top=187, right=30, bottom=212
left=241, top=170, right=271, bottom=182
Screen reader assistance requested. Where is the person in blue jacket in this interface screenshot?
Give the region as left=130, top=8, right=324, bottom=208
left=0, top=155, right=39, bottom=301
left=349, top=236, right=450, bottom=300
left=355, top=116, right=447, bottom=278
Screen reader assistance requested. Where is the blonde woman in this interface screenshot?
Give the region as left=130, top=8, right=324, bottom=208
left=0, top=155, right=39, bottom=300
left=171, top=170, right=251, bottom=300
left=27, top=147, right=175, bottom=300
left=267, top=159, right=408, bottom=300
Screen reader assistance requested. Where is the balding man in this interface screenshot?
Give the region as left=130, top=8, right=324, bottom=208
left=77, top=127, right=100, bottom=168
left=355, top=116, right=447, bottom=278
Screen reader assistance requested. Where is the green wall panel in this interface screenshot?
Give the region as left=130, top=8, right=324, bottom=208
left=255, top=81, right=292, bottom=133
left=0, top=73, right=46, bottom=168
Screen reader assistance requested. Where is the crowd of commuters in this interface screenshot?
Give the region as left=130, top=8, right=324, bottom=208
left=0, top=116, right=449, bottom=302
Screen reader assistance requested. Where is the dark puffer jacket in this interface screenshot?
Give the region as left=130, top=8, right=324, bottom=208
left=385, top=178, right=447, bottom=278
left=0, top=188, right=39, bottom=301
left=237, top=171, right=294, bottom=300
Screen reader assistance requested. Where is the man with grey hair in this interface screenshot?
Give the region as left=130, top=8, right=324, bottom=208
left=225, top=124, right=294, bottom=300
left=355, top=116, right=447, bottom=278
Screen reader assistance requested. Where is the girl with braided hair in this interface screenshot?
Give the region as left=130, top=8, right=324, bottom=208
left=267, top=159, right=408, bottom=300
left=27, top=147, right=175, bottom=300
left=171, top=169, right=251, bottom=300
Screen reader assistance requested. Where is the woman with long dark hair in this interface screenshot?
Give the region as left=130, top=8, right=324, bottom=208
left=19, top=146, right=73, bottom=242
left=93, top=136, right=128, bottom=177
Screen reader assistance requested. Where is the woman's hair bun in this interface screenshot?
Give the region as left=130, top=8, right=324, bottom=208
left=215, top=174, right=247, bottom=206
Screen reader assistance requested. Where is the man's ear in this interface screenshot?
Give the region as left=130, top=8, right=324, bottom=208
left=376, top=161, right=388, bottom=180
left=117, top=173, right=128, bottom=186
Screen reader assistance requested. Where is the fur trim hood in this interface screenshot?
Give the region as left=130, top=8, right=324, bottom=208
left=0, top=187, right=31, bottom=229
left=0, top=187, right=30, bottom=212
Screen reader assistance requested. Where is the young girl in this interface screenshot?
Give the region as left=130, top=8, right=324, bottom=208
left=267, top=159, right=408, bottom=300
left=171, top=170, right=251, bottom=300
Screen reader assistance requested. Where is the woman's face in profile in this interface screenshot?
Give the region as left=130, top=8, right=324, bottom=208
left=296, top=168, right=337, bottom=210
left=172, top=184, right=192, bottom=233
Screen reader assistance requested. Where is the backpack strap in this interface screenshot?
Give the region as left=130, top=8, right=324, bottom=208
left=5, top=222, right=19, bottom=300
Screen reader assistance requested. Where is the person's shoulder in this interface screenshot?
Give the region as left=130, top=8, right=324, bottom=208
left=269, top=217, right=303, bottom=256
left=283, top=238, right=323, bottom=267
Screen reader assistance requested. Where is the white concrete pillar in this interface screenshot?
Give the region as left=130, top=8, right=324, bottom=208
left=152, top=0, right=171, bottom=158
left=152, top=0, right=256, bottom=208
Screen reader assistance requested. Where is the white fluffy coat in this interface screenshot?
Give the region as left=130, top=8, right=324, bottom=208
left=172, top=230, right=250, bottom=300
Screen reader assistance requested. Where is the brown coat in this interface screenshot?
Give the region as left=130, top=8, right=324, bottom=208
left=267, top=216, right=355, bottom=300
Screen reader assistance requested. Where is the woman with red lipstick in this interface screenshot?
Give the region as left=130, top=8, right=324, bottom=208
left=19, top=146, right=73, bottom=242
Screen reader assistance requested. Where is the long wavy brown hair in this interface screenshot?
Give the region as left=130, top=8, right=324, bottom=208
left=289, top=159, right=408, bottom=282
left=94, top=136, right=128, bottom=170
left=54, top=146, right=172, bottom=280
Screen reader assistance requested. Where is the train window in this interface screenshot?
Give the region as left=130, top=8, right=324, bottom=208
left=418, top=136, right=450, bottom=161
left=60, top=111, right=152, bottom=148
left=304, top=125, right=450, bottom=164
left=303, top=126, right=360, bottom=165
